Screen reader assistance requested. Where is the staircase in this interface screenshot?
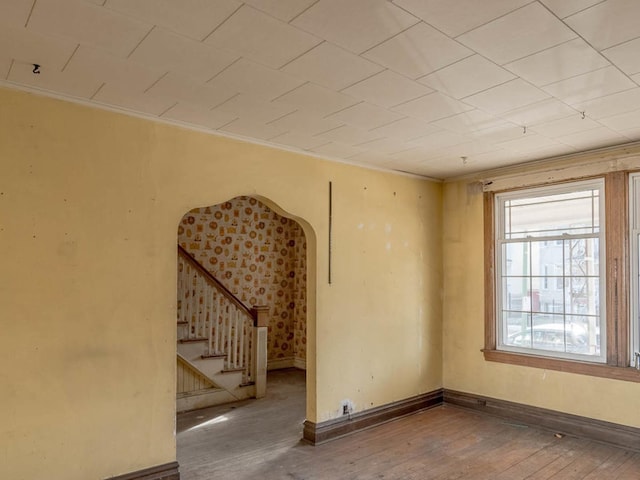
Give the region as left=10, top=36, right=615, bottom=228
left=177, top=245, right=269, bottom=412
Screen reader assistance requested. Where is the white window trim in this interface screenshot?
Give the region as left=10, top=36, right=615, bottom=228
left=494, top=179, right=607, bottom=364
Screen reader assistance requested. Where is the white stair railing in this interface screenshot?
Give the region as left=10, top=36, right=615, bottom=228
left=178, top=245, right=257, bottom=384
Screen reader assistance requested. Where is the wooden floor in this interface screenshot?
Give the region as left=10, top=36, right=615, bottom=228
left=177, top=369, right=640, bottom=479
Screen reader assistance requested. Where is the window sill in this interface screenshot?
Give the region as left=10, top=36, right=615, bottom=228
left=483, top=349, right=640, bottom=383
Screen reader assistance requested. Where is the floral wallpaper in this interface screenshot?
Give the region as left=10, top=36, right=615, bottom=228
left=178, top=197, right=306, bottom=365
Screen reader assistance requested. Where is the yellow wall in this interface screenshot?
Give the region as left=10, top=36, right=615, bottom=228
left=0, top=87, right=443, bottom=480
left=442, top=179, right=640, bottom=428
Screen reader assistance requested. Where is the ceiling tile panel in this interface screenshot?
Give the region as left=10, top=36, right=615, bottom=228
left=268, top=131, right=329, bottom=150
left=92, top=83, right=177, bottom=115
left=363, top=22, right=473, bottom=79
left=315, top=125, right=382, bottom=146
left=620, top=126, right=640, bottom=142
left=27, top=0, right=152, bottom=58
left=282, top=42, right=384, bottom=91
left=1, top=56, right=11, bottom=79
left=451, top=148, right=518, bottom=172
left=219, top=118, right=288, bottom=140
left=368, top=117, right=442, bottom=141
left=602, top=38, right=640, bottom=76
left=598, top=109, right=640, bottom=132
left=418, top=55, right=515, bottom=99
left=431, top=141, right=498, bottom=160
left=63, top=45, right=165, bottom=92
left=204, top=5, right=321, bottom=69
left=432, top=110, right=507, bottom=134
left=555, top=126, right=627, bottom=149
left=207, top=58, right=304, bottom=101
left=266, top=111, right=344, bottom=137
left=500, top=98, right=577, bottom=126
left=470, top=124, right=533, bottom=144
left=463, top=79, right=549, bottom=115
left=517, top=144, right=577, bottom=161
left=457, top=2, right=576, bottom=65
left=161, top=102, right=238, bottom=130
left=540, top=0, right=604, bottom=19
left=274, top=83, right=359, bottom=117
left=0, top=0, right=36, bottom=26
left=326, top=102, right=404, bottom=131
left=542, top=66, right=636, bottom=105
left=8, top=60, right=102, bottom=98
left=128, top=28, right=238, bottom=83
left=392, top=0, right=530, bottom=37
left=572, top=88, right=640, bottom=120
left=212, top=94, right=296, bottom=123
left=565, top=0, right=640, bottom=50
left=392, top=92, right=473, bottom=122
left=310, top=142, right=367, bottom=159
left=291, top=0, right=418, bottom=54
left=408, top=129, right=469, bottom=150
left=505, top=38, right=610, bottom=86
left=242, top=0, right=318, bottom=22
left=145, top=72, right=237, bottom=109
left=0, top=25, right=77, bottom=70
left=388, top=147, right=443, bottom=165
left=348, top=151, right=397, bottom=166
left=530, top=115, right=603, bottom=137
left=343, top=70, right=433, bottom=108
left=354, top=137, right=418, bottom=155
left=497, top=132, right=561, bottom=152
left=104, top=0, right=241, bottom=41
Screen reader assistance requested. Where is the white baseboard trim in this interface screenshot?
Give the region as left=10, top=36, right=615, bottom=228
left=267, top=357, right=295, bottom=370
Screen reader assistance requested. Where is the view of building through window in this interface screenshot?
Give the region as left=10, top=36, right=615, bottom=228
left=496, top=182, right=604, bottom=361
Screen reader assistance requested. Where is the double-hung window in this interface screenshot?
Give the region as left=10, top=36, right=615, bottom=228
left=494, top=180, right=606, bottom=363
left=630, top=174, right=640, bottom=367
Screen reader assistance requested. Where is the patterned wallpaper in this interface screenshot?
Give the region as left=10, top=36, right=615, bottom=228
left=178, top=197, right=307, bottom=365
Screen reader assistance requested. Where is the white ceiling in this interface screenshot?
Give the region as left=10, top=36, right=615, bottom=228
left=3, top=0, right=640, bottom=179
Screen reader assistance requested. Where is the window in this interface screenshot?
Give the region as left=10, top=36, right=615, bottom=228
left=484, top=172, right=638, bottom=381
left=495, top=180, right=605, bottom=363
left=630, top=174, right=640, bottom=366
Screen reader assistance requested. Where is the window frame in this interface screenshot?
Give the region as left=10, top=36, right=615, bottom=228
left=483, top=172, right=639, bottom=382
left=494, top=179, right=606, bottom=363
left=629, top=173, right=640, bottom=365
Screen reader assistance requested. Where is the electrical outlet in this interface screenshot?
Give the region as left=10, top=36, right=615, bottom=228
left=342, top=404, right=349, bottom=415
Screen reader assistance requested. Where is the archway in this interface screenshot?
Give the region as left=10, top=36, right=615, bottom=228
left=174, top=195, right=313, bottom=477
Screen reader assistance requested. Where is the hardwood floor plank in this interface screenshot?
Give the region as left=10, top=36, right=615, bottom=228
left=177, top=370, right=640, bottom=480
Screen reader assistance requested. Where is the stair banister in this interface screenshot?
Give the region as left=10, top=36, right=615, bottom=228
left=178, top=244, right=256, bottom=321
left=177, top=245, right=268, bottom=394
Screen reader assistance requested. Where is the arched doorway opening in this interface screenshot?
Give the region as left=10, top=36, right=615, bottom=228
left=175, top=195, right=311, bottom=477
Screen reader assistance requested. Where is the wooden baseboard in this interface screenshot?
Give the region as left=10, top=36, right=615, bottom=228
left=293, top=357, right=306, bottom=370
left=444, top=389, right=640, bottom=452
left=105, top=461, right=179, bottom=480
left=303, top=389, right=443, bottom=445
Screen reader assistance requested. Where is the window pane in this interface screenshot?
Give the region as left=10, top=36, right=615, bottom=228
left=503, top=277, right=531, bottom=312
left=504, top=189, right=599, bottom=239
left=503, top=312, right=532, bottom=347
left=564, top=238, right=599, bottom=277
left=503, top=242, right=529, bottom=276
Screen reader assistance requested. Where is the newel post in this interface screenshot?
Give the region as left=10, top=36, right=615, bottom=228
left=251, top=306, right=269, bottom=398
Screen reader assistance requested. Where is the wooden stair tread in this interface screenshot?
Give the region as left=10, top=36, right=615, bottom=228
left=221, top=367, right=245, bottom=373
left=201, top=353, right=227, bottom=359
left=179, top=337, right=208, bottom=343
left=177, top=321, right=188, bottom=325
